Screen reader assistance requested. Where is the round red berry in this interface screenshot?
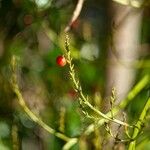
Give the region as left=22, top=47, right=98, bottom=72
left=56, top=55, right=66, bottom=67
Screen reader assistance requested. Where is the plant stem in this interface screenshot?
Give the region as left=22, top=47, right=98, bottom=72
left=64, top=35, right=150, bottom=149
left=65, top=36, right=133, bottom=128
left=10, top=56, right=73, bottom=142
left=128, top=97, right=150, bottom=150
left=84, top=74, right=149, bottom=135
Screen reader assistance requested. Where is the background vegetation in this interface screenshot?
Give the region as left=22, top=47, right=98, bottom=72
left=0, top=0, right=149, bottom=150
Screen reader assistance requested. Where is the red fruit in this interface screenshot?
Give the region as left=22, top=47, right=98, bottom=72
left=56, top=55, right=66, bottom=67
left=68, top=89, right=77, bottom=99
left=24, top=14, right=33, bottom=26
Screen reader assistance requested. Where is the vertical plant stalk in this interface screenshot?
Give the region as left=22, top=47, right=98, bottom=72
left=64, top=0, right=84, bottom=32
left=59, top=107, right=66, bottom=133
left=128, top=97, right=150, bottom=150
left=10, top=56, right=76, bottom=143
left=12, top=124, right=19, bottom=150
left=65, top=34, right=132, bottom=127
left=64, top=35, right=149, bottom=148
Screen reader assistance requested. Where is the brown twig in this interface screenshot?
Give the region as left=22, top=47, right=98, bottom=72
left=64, top=0, right=85, bottom=32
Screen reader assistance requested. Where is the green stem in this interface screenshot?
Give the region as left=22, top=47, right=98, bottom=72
left=84, top=74, right=149, bottom=135
left=128, top=97, right=150, bottom=150
left=66, top=38, right=133, bottom=128
left=11, top=56, right=72, bottom=142
left=65, top=35, right=150, bottom=149
left=67, top=48, right=132, bottom=128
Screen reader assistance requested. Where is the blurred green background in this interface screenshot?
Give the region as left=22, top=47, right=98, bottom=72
left=0, top=0, right=150, bottom=150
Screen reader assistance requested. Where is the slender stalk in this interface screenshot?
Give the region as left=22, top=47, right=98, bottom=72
left=10, top=56, right=73, bottom=142
left=12, top=124, right=19, bottom=150
left=63, top=34, right=150, bottom=149
left=65, top=35, right=132, bottom=128
left=128, top=97, right=150, bottom=150
left=84, top=74, right=149, bottom=135
left=64, top=0, right=85, bottom=32
left=64, top=35, right=149, bottom=149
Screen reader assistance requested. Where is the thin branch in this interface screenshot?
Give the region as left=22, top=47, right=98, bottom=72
left=84, top=74, right=149, bottom=136
left=63, top=34, right=149, bottom=148
left=10, top=56, right=74, bottom=142
left=65, top=34, right=133, bottom=128
left=128, top=97, right=150, bottom=150
left=64, top=0, right=85, bottom=32
left=62, top=138, right=78, bottom=150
